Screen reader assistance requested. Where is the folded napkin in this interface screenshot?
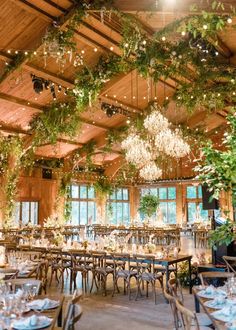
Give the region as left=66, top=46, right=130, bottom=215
left=28, top=298, right=58, bottom=310
left=220, top=306, right=236, bottom=317
left=13, top=315, right=52, bottom=329
left=205, top=285, right=215, bottom=295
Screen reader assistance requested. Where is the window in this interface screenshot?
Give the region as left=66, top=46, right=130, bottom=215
left=107, top=188, right=130, bottom=225
left=140, top=187, right=177, bottom=223
left=186, top=185, right=208, bottom=223
left=13, top=201, right=39, bottom=226
left=69, top=184, right=96, bottom=225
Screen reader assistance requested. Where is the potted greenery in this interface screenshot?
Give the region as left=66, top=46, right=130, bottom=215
left=138, top=195, right=159, bottom=218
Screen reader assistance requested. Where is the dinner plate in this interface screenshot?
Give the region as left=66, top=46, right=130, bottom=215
left=211, top=310, right=236, bottom=323
left=12, top=316, right=52, bottom=330
left=197, top=289, right=226, bottom=299
left=28, top=299, right=59, bottom=310
left=204, top=299, right=230, bottom=309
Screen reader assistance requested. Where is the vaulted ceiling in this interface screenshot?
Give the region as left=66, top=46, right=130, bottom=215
left=0, top=0, right=235, bottom=180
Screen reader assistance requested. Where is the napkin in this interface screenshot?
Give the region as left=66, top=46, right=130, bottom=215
left=220, top=306, right=236, bottom=317
left=205, top=285, right=215, bottom=295
left=27, top=298, right=58, bottom=310
left=13, top=315, right=52, bottom=329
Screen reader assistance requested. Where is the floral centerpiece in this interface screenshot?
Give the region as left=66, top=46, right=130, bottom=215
left=52, top=231, right=64, bottom=247
left=145, top=242, right=156, bottom=254
left=44, top=215, right=63, bottom=228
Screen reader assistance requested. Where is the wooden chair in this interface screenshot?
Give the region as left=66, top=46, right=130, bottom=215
left=175, top=299, right=212, bottom=330
left=89, top=251, right=113, bottom=296
left=168, top=277, right=184, bottom=303
left=168, top=277, right=212, bottom=327
left=133, top=254, right=163, bottom=304
left=5, top=278, right=42, bottom=295
left=63, top=290, right=83, bottom=330
left=111, top=253, right=137, bottom=299
left=223, top=256, right=236, bottom=274
left=163, top=288, right=180, bottom=329
left=0, top=268, right=18, bottom=280
left=199, top=271, right=234, bottom=287
left=70, top=249, right=89, bottom=293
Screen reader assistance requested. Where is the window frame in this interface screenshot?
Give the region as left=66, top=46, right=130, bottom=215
left=14, top=200, right=39, bottom=226
left=107, top=187, right=130, bottom=225
left=186, top=185, right=208, bottom=223
left=69, top=184, right=96, bottom=225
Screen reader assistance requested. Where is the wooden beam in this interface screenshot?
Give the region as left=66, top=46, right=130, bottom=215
left=0, top=1, right=77, bottom=86
left=0, top=92, right=113, bottom=131
left=104, top=155, right=124, bottom=177
left=42, top=0, right=68, bottom=14
left=10, top=0, right=55, bottom=21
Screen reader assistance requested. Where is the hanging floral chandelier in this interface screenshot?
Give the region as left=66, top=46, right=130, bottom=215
left=121, top=103, right=190, bottom=181
left=139, top=161, right=162, bottom=181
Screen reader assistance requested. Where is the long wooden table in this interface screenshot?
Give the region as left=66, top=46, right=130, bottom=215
left=193, top=288, right=227, bottom=330
left=21, top=295, right=64, bottom=330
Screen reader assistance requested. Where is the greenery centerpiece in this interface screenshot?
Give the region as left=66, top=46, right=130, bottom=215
left=139, top=195, right=159, bottom=219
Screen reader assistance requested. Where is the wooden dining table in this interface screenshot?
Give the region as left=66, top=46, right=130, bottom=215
left=16, top=295, right=64, bottom=330
left=193, top=287, right=227, bottom=330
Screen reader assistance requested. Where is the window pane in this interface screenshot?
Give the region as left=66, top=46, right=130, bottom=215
left=123, top=188, right=129, bottom=200
left=116, top=202, right=123, bottom=224
left=71, top=201, right=79, bottom=225
left=198, top=186, right=202, bottom=198
left=168, top=187, right=176, bottom=200
left=123, top=203, right=130, bottom=225
left=22, top=202, right=30, bottom=224
left=159, top=188, right=167, bottom=200
left=159, top=202, right=168, bottom=223
left=199, top=203, right=208, bottom=221
left=187, top=186, right=197, bottom=199
left=168, top=202, right=176, bottom=224
left=141, top=189, right=150, bottom=196
left=110, top=191, right=116, bottom=200
left=116, top=189, right=122, bottom=200
left=88, top=186, right=95, bottom=199
left=88, top=201, right=96, bottom=224
left=71, top=185, right=79, bottom=198
left=80, top=186, right=87, bottom=199
left=13, top=202, right=20, bottom=226
left=80, top=201, right=87, bottom=225
left=187, top=202, right=197, bottom=223
left=109, top=203, right=117, bottom=225
left=30, top=202, right=38, bottom=225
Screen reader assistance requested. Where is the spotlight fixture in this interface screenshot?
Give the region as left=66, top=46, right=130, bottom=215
left=50, top=84, right=56, bottom=100
left=101, top=102, right=131, bottom=118
left=31, top=74, right=43, bottom=94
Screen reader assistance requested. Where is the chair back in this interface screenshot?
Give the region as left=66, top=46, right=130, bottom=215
left=133, top=254, right=155, bottom=275
left=223, top=256, right=236, bottom=274
left=163, top=289, right=180, bottom=329
left=168, top=277, right=184, bottom=303
left=110, top=253, right=130, bottom=272
left=63, top=290, right=83, bottom=330
left=175, top=299, right=200, bottom=330
left=90, top=251, right=106, bottom=269
left=199, top=271, right=234, bottom=287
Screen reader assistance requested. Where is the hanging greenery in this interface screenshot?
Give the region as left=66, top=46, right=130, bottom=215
left=195, top=110, right=236, bottom=202
left=30, top=100, right=82, bottom=146
left=138, top=195, right=159, bottom=218
left=93, top=176, right=114, bottom=197
left=209, top=219, right=236, bottom=250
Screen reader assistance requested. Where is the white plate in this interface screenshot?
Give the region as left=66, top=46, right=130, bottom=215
left=211, top=310, right=236, bottom=323
left=12, top=316, right=52, bottom=330
left=197, top=289, right=226, bottom=299
left=28, top=299, right=59, bottom=311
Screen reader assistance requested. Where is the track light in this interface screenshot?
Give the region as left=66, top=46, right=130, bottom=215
left=31, top=74, right=43, bottom=94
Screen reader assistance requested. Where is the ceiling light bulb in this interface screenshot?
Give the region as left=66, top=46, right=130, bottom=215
left=227, top=17, right=233, bottom=24
left=161, top=36, right=166, bottom=41
left=181, top=31, right=186, bottom=36
left=203, top=24, right=208, bottom=30
left=94, top=48, right=98, bottom=52
left=110, top=46, right=114, bottom=51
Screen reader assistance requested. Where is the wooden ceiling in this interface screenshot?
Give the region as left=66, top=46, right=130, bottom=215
left=0, top=0, right=235, bottom=179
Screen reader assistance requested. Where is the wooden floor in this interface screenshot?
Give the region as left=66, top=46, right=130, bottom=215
left=47, top=234, right=210, bottom=330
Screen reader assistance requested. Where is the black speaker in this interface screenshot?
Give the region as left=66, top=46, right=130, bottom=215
left=42, top=168, right=52, bottom=179
left=202, top=184, right=219, bottom=210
